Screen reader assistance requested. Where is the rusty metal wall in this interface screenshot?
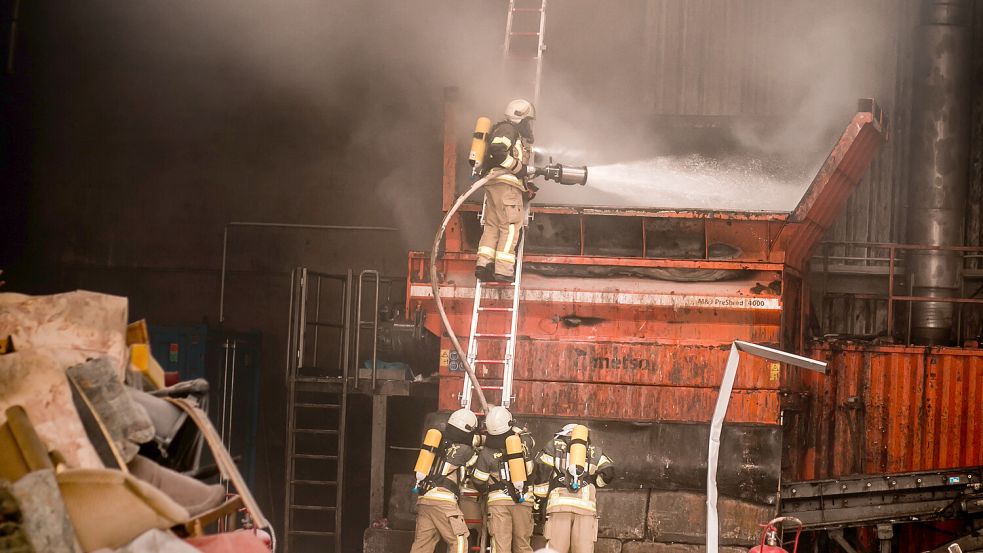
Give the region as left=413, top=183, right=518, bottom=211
left=796, top=344, right=983, bottom=480
left=640, top=0, right=790, bottom=117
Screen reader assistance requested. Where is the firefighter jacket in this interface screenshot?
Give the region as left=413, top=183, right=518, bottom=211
left=419, top=441, right=477, bottom=507
left=470, top=432, right=536, bottom=505
left=533, top=437, right=615, bottom=515
left=486, top=121, right=533, bottom=191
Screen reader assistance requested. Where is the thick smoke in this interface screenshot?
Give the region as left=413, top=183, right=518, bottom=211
left=729, top=2, right=892, bottom=158
left=526, top=1, right=895, bottom=210
left=48, top=1, right=898, bottom=248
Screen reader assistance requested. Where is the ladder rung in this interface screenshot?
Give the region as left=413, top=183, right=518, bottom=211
left=475, top=359, right=506, bottom=364
left=481, top=386, right=504, bottom=390
left=513, top=7, right=542, bottom=12
left=289, top=530, right=336, bottom=536
left=291, top=479, right=338, bottom=486
left=295, top=403, right=340, bottom=409
left=305, top=321, right=344, bottom=329
left=482, top=280, right=514, bottom=287
left=293, top=454, right=339, bottom=460
left=291, top=505, right=337, bottom=511
left=510, top=31, right=540, bottom=36
left=474, top=333, right=510, bottom=338
left=294, top=429, right=339, bottom=435
left=478, top=307, right=514, bottom=312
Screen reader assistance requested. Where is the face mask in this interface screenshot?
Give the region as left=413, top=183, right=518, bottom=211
left=519, top=119, right=535, bottom=143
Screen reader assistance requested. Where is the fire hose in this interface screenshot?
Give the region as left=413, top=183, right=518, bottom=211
left=429, top=164, right=588, bottom=414
left=428, top=169, right=505, bottom=413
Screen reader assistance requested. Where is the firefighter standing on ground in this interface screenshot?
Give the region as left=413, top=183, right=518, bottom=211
left=475, top=99, right=537, bottom=283
left=534, top=424, right=616, bottom=553
left=409, top=408, right=480, bottom=553
left=470, top=406, right=537, bottom=553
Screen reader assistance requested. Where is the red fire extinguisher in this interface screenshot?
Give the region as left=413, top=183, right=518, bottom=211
left=749, top=516, right=803, bottom=553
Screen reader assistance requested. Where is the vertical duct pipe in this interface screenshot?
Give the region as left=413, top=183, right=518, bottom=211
left=907, top=0, right=972, bottom=345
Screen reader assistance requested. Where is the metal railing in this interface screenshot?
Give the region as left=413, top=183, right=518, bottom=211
left=813, top=241, right=983, bottom=344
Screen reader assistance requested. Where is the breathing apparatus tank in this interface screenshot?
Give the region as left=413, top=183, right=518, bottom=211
left=504, top=434, right=527, bottom=501
left=468, top=117, right=492, bottom=177
left=412, top=428, right=443, bottom=493
left=567, top=424, right=589, bottom=490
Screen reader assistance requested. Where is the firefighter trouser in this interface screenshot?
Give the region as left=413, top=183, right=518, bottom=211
left=488, top=503, right=535, bottom=553
left=544, top=511, right=598, bottom=553
left=409, top=502, right=469, bottom=553
left=459, top=494, right=483, bottom=530
left=477, top=182, right=525, bottom=278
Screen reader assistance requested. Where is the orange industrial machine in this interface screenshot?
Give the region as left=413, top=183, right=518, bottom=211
left=406, top=92, right=983, bottom=549
left=409, top=96, right=884, bottom=423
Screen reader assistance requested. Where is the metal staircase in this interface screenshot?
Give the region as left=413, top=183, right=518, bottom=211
left=503, top=0, right=548, bottom=105
left=283, top=269, right=353, bottom=553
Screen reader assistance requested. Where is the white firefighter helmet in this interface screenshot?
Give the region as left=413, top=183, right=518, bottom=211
left=448, top=408, right=478, bottom=432
left=485, top=405, right=515, bottom=436
left=505, top=98, right=536, bottom=124
left=554, top=423, right=578, bottom=438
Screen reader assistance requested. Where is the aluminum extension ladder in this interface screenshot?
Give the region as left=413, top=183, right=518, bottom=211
left=503, top=0, right=548, bottom=106
left=283, top=269, right=352, bottom=553
left=460, top=232, right=526, bottom=411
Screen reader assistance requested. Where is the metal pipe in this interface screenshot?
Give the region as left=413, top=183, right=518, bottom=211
left=312, top=276, right=322, bottom=368
left=220, top=339, right=230, bottom=444
left=357, top=270, right=381, bottom=390
left=6, top=0, right=19, bottom=75
left=297, top=268, right=308, bottom=374
left=354, top=276, right=364, bottom=390
left=335, top=269, right=353, bottom=553
left=218, top=222, right=397, bottom=322
left=282, top=270, right=297, bottom=548
left=906, top=0, right=972, bottom=345
left=225, top=339, right=237, bottom=498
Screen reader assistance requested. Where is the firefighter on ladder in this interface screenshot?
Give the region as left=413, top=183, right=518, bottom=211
left=534, top=424, right=616, bottom=553
left=409, top=408, right=480, bottom=553
left=475, top=98, right=537, bottom=283
left=470, top=406, right=537, bottom=553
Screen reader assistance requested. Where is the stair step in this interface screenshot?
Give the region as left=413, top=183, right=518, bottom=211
left=291, top=479, right=338, bottom=486
left=291, top=505, right=337, bottom=511
left=294, top=429, right=339, bottom=435
left=293, top=454, right=339, bottom=460
left=305, top=321, right=345, bottom=329
left=288, top=530, right=336, bottom=536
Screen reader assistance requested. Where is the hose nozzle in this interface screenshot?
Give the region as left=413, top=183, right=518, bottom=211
left=534, top=163, right=588, bottom=186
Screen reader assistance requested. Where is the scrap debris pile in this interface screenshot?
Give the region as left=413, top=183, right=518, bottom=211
left=0, top=290, right=273, bottom=553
